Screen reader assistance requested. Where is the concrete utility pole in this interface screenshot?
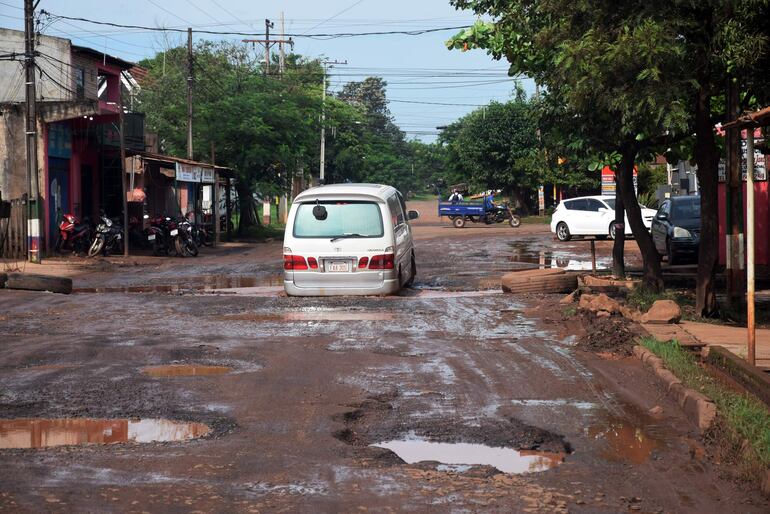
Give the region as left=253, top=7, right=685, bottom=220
left=319, top=60, right=347, bottom=184
left=242, top=21, right=293, bottom=77
left=726, top=80, right=744, bottom=309
left=119, top=75, right=129, bottom=257
left=24, top=0, right=41, bottom=263
left=187, top=27, right=194, bottom=160
left=279, top=12, right=286, bottom=76
left=746, top=131, right=756, bottom=366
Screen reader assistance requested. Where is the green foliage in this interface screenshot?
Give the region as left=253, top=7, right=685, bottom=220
left=641, top=337, right=770, bottom=472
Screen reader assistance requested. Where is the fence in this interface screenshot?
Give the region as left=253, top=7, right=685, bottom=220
left=0, top=195, right=28, bottom=260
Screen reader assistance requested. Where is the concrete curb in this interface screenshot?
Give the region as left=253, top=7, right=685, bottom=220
left=632, top=345, right=717, bottom=432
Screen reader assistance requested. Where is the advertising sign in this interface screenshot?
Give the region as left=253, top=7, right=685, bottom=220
left=201, top=168, right=216, bottom=184
left=601, top=166, right=638, bottom=196
left=538, top=185, right=545, bottom=213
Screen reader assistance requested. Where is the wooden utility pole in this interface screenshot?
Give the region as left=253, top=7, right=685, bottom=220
left=187, top=27, right=194, bottom=160
left=319, top=60, right=347, bottom=184
left=279, top=12, right=286, bottom=76
left=24, top=0, right=41, bottom=263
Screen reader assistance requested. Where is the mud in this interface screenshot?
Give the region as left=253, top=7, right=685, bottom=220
left=142, top=365, right=233, bottom=377
left=0, top=226, right=767, bottom=512
left=0, top=418, right=210, bottom=449
left=574, top=310, right=637, bottom=355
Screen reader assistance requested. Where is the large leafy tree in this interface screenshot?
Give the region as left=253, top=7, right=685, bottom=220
left=138, top=42, right=323, bottom=231
left=447, top=1, right=693, bottom=289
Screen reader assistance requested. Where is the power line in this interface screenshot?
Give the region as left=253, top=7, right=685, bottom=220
left=39, top=11, right=470, bottom=39
left=185, top=0, right=223, bottom=25
left=301, top=0, right=366, bottom=35
left=389, top=99, right=486, bottom=107
left=145, top=0, right=193, bottom=26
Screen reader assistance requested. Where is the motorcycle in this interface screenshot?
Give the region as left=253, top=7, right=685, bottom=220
left=88, top=214, right=124, bottom=257
left=484, top=202, right=522, bottom=228
left=54, top=214, right=92, bottom=255
left=129, top=215, right=167, bottom=256
left=175, top=217, right=199, bottom=257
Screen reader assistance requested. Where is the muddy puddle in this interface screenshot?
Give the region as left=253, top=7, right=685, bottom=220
left=587, top=417, right=660, bottom=464
left=74, top=274, right=283, bottom=294
left=223, top=310, right=395, bottom=322
left=507, top=243, right=609, bottom=271
left=142, top=365, right=232, bottom=377
left=0, top=418, right=210, bottom=449
left=372, top=438, right=564, bottom=474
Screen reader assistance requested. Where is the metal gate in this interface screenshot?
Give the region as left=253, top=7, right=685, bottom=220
left=0, top=195, right=28, bottom=260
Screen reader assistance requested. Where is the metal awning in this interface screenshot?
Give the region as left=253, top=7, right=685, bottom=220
left=722, top=105, right=770, bottom=129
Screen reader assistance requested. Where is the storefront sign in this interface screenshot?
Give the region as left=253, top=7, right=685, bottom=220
left=176, top=163, right=202, bottom=183
left=719, top=135, right=767, bottom=182
left=538, top=185, right=545, bottom=213
left=201, top=168, right=216, bottom=183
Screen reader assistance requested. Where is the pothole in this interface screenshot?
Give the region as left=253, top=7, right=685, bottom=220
left=73, top=274, right=283, bottom=294
left=371, top=437, right=565, bottom=474
left=0, top=418, right=210, bottom=449
left=142, top=365, right=233, bottom=377
left=587, top=416, right=660, bottom=464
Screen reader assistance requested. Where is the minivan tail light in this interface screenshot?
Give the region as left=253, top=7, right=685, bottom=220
left=368, top=253, right=394, bottom=270
left=358, top=256, right=369, bottom=268
left=283, top=254, right=308, bottom=270
left=307, top=257, right=318, bottom=269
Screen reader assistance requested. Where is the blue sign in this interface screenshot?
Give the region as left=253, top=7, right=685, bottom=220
left=48, top=122, right=72, bottom=159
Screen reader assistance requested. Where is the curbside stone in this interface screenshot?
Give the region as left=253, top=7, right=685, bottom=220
left=633, top=345, right=716, bottom=433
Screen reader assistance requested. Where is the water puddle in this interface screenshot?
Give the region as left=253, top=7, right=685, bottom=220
left=0, top=418, right=210, bottom=449
left=222, top=310, right=395, bottom=322
left=142, top=365, right=232, bottom=377
left=74, top=274, right=283, bottom=294
left=405, top=289, right=501, bottom=299
left=506, top=244, right=609, bottom=271
left=371, top=438, right=564, bottom=474
left=587, top=417, right=660, bottom=464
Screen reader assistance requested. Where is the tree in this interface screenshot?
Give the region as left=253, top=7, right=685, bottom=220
left=447, top=2, right=693, bottom=289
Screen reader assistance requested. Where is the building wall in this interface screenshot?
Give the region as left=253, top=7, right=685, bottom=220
left=0, top=104, right=27, bottom=199
left=0, top=28, right=74, bottom=103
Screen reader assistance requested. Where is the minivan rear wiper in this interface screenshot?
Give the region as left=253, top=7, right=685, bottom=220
left=330, top=233, right=364, bottom=242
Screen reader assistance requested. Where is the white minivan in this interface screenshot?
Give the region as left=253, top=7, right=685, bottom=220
left=283, top=183, right=419, bottom=296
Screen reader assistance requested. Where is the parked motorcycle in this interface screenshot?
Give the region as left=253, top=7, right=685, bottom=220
left=129, top=215, right=167, bottom=256
left=55, top=214, right=92, bottom=255
left=175, top=217, right=199, bottom=257
left=87, top=214, right=124, bottom=257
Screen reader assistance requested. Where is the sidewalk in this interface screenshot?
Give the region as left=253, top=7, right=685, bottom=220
left=644, top=321, right=770, bottom=370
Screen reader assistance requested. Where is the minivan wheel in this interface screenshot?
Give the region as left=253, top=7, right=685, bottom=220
left=404, top=255, right=416, bottom=288
left=556, top=222, right=571, bottom=241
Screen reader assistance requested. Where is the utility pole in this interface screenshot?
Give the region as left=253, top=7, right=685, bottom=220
left=279, top=12, right=286, bottom=76
left=24, top=0, right=41, bottom=263
left=119, top=76, right=129, bottom=257
left=746, top=131, right=756, bottom=366
left=242, top=20, right=293, bottom=77
left=319, top=60, right=347, bottom=184
left=726, top=79, right=744, bottom=310
left=187, top=27, right=193, bottom=159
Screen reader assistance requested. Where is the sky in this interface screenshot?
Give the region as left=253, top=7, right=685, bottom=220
left=0, top=0, right=533, bottom=141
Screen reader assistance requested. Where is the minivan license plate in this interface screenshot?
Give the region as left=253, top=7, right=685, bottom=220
left=327, top=261, right=349, bottom=272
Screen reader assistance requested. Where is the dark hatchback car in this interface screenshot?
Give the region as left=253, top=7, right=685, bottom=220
left=651, top=196, right=701, bottom=265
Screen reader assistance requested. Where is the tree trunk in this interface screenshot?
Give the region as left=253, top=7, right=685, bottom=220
left=612, top=178, right=626, bottom=279
left=694, top=85, right=720, bottom=316
left=235, top=182, right=260, bottom=234
left=617, top=143, right=663, bottom=290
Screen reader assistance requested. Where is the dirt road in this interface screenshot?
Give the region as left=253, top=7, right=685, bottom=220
left=0, top=222, right=765, bottom=512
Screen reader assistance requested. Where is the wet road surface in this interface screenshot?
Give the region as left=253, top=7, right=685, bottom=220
left=0, top=226, right=766, bottom=512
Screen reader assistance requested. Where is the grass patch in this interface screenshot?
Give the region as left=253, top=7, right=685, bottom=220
left=409, top=192, right=439, bottom=201
left=562, top=305, right=577, bottom=317
left=520, top=215, right=551, bottom=225
left=626, top=287, right=686, bottom=312
left=641, top=337, right=770, bottom=477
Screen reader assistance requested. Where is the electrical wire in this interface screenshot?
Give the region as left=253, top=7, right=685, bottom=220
left=300, top=0, right=366, bottom=35
left=145, top=0, right=193, bottom=26
left=39, top=11, right=471, bottom=39
left=185, top=0, right=224, bottom=25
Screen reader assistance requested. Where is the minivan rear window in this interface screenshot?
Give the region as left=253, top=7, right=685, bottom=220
left=293, top=201, right=384, bottom=238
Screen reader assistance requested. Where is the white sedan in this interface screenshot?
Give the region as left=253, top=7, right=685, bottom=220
left=550, top=195, right=657, bottom=241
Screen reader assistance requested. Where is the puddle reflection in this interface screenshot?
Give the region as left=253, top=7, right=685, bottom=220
left=372, top=438, right=564, bottom=474
left=0, top=418, right=210, bottom=449
left=74, top=274, right=283, bottom=294
left=507, top=243, right=608, bottom=271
